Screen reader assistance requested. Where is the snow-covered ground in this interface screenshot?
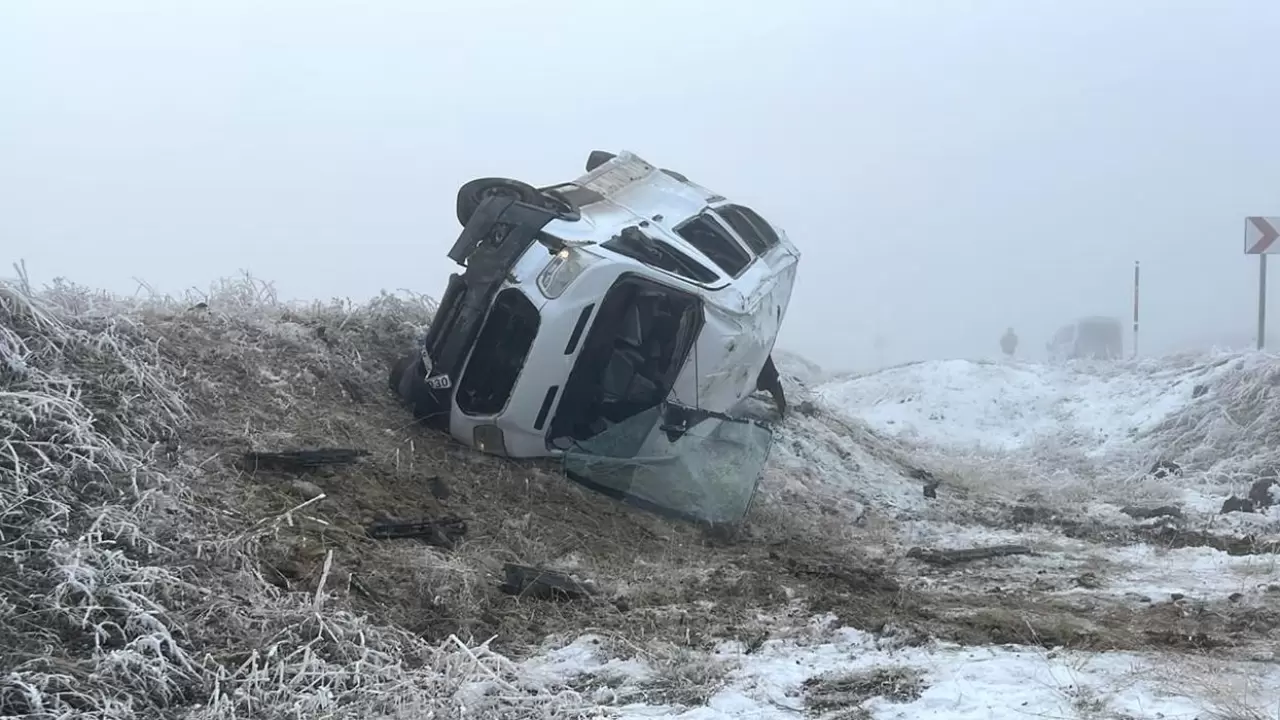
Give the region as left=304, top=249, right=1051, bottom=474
left=523, top=626, right=1280, bottom=720
left=515, top=352, right=1280, bottom=719
left=818, top=356, right=1235, bottom=457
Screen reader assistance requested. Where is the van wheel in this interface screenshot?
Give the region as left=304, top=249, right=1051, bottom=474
left=389, top=352, right=422, bottom=400
left=456, top=177, right=542, bottom=227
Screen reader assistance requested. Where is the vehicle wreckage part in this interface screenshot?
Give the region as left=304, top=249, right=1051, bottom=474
left=603, top=227, right=719, bottom=285
left=547, top=273, right=704, bottom=447
left=533, top=385, right=560, bottom=431
left=366, top=517, right=467, bottom=548
left=499, top=563, right=594, bottom=600
left=538, top=187, right=582, bottom=222
left=456, top=176, right=583, bottom=228
left=389, top=352, right=419, bottom=395
left=563, top=303, right=595, bottom=355
left=755, top=354, right=787, bottom=416
left=472, top=424, right=507, bottom=456
left=536, top=247, right=598, bottom=299
left=240, top=448, right=369, bottom=473
left=585, top=150, right=617, bottom=172
left=455, top=288, right=539, bottom=416
left=561, top=402, right=772, bottom=529
left=455, top=177, right=543, bottom=227
left=584, top=150, right=689, bottom=184
left=413, top=194, right=559, bottom=430
left=390, top=351, right=454, bottom=425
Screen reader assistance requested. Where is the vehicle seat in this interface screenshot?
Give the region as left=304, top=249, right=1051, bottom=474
left=618, top=304, right=644, bottom=349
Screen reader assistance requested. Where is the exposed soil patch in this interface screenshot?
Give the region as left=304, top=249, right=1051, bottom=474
left=994, top=503, right=1280, bottom=556
left=804, top=666, right=926, bottom=716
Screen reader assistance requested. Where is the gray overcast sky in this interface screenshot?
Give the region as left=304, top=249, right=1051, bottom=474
left=3, top=0, right=1279, bottom=370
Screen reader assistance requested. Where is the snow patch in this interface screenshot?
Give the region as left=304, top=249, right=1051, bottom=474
left=818, top=357, right=1234, bottom=457
left=523, top=626, right=1280, bottom=720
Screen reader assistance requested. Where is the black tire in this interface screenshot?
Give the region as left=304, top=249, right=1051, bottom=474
left=389, top=352, right=422, bottom=401
left=538, top=188, right=582, bottom=222
left=410, top=380, right=450, bottom=427
left=585, top=150, right=616, bottom=172
left=456, top=177, right=542, bottom=227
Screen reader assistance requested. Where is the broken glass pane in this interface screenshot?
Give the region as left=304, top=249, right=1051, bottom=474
left=561, top=404, right=773, bottom=527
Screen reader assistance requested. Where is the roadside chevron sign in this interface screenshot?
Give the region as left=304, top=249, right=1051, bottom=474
left=1245, top=216, right=1280, bottom=254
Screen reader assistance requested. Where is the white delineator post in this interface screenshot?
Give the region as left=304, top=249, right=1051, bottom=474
left=1244, top=217, right=1280, bottom=350
left=1260, top=254, right=1268, bottom=351
left=1132, top=260, right=1140, bottom=358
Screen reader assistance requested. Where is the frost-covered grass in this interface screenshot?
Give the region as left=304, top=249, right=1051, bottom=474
left=0, top=266, right=605, bottom=719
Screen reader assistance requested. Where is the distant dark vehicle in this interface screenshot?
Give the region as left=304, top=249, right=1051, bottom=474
left=1047, top=316, right=1123, bottom=361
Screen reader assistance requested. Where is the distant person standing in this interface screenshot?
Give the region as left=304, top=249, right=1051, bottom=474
left=1000, top=327, right=1018, bottom=357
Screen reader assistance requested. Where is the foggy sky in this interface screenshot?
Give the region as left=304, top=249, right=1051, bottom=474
left=3, top=0, right=1279, bottom=371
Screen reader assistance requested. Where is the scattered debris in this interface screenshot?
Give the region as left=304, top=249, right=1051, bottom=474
left=796, top=399, right=820, bottom=417
left=366, top=516, right=467, bottom=549
left=498, top=563, right=595, bottom=600
left=1120, top=504, right=1183, bottom=520
left=427, top=475, right=451, bottom=501
left=904, top=466, right=941, bottom=499
left=1221, top=496, right=1256, bottom=514
left=906, top=544, right=1032, bottom=567
left=1149, top=459, right=1183, bottom=479
left=1191, top=383, right=1209, bottom=398
left=1009, top=504, right=1058, bottom=525
left=781, top=553, right=901, bottom=592
left=1248, top=477, right=1277, bottom=510
left=1216, top=477, right=1277, bottom=515
left=1075, top=572, right=1103, bottom=589
left=290, top=479, right=325, bottom=500
left=1146, top=526, right=1280, bottom=555
left=241, top=448, right=370, bottom=473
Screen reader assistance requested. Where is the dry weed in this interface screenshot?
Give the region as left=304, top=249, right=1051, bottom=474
left=0, top=268, right=607, bottom=719
left=636, top=645, right=735, bottom=707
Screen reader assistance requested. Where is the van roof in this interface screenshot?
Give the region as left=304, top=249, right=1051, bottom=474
left=540, top=151, right=753, bottom=281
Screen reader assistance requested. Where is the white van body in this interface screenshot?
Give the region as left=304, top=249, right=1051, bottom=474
left=392, top=151, right=800, bottom=460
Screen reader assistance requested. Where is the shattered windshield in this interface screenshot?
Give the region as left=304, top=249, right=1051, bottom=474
left=560, top=403, right=773, bottom=527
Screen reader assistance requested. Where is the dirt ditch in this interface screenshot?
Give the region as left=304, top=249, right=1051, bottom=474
left=151, top=308, right=1280, bottom=666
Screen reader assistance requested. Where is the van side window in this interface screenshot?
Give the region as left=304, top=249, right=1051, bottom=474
left=713, top=204, right=779, bottom=255
left=603, top=227, right=719, bottom=284
left=674, top=213, right=751, bottom=276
